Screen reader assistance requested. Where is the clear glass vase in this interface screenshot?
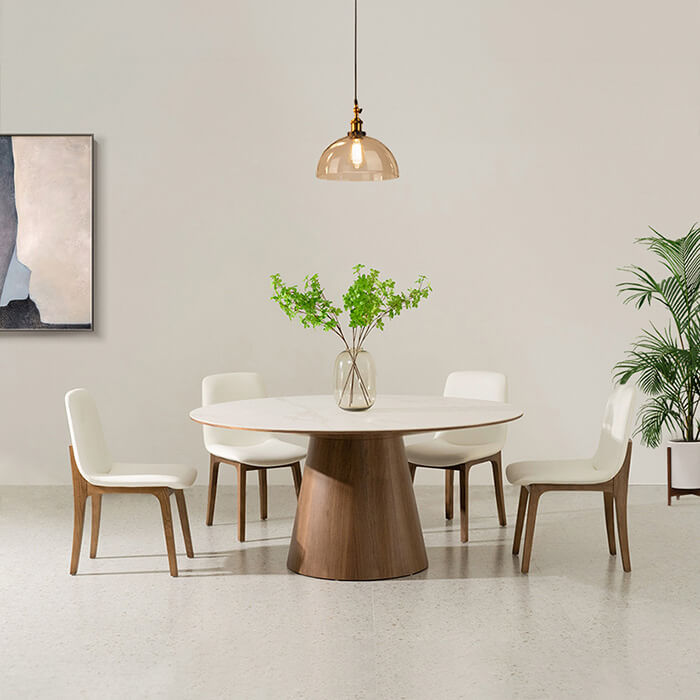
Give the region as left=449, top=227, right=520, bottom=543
left=334, top=349, right=376, bottom=411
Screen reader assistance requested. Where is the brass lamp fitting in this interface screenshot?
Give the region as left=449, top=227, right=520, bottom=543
left=348, top=101, right=366, bottom=137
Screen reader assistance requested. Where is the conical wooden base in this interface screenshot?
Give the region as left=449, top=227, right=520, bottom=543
left=287, top=435, right=428, bottom=580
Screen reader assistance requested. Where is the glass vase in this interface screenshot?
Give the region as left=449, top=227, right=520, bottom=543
left=334, top=349, right=376, bottom=411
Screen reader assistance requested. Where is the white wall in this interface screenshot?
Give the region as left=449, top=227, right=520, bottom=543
left=0, top=0, right=698, bottom=486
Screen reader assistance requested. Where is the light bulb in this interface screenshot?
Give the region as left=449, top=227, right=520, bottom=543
left=350, top=139, right=364, bottom=167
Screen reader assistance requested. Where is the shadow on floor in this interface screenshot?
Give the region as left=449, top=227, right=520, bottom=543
left=80, top=543, right=527, bottom=579
left=77, top=497, right=663, bottom=581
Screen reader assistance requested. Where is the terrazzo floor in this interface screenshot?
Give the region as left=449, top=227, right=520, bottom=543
left=1, top=484, right=699, bottom=699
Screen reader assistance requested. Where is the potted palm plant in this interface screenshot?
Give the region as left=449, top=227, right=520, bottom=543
left=271, top=265, right=431, bottom=411
left=615, top=224, right=700, bottom=495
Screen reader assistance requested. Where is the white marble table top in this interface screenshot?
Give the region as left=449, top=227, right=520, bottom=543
left=190, top=394, right=524, bottom=436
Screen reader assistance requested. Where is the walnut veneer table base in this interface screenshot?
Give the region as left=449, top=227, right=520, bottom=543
left=287, top=435, right=428, bottom=581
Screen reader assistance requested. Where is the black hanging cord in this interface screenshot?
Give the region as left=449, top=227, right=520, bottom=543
left=354, top=0, right=358, bottom=105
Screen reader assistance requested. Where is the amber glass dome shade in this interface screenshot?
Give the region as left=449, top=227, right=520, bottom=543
left=316, top=133, right=399, bottom=181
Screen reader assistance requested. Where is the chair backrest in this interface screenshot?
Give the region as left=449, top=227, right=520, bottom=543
left=592, top=383, right=636, bottom=478
left=65, top=388, right=113, bottom=480
left=436, top=371, right=508, bottom=447
left=201, top=372, right=270, bottom=450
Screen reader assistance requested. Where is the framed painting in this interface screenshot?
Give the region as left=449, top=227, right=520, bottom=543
left=0, top=134, right=93, bottom=330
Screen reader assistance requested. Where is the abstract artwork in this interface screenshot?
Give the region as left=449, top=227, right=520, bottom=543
left=0, top=134, right=93, bottom=330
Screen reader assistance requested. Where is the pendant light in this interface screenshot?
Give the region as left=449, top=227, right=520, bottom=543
left=316, top=0, right=399, bottom=181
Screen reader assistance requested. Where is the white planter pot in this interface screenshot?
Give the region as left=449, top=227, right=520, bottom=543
left=669, top=441, right=700, bottom=489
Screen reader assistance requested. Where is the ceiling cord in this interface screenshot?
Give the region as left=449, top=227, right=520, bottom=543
left=354, top=0, right=358, bottom=105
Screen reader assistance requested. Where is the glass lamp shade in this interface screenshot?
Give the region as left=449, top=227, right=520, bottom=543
left=316, top=135, right=399, bottom=181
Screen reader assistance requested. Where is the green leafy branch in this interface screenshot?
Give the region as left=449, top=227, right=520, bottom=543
left=270, top=264, right=431, bottom=353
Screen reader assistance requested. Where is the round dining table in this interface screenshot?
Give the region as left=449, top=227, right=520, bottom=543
left=190, top=395, right=523, bottom=581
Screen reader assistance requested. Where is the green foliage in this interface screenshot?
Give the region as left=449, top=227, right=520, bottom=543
left=270, top=265, right=431, bottom=351
left=270, top=273, right=342, bottom=332
left=615, top=224, right=700, bottom=446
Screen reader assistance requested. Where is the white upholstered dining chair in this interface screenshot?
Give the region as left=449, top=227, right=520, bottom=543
left=506, top=383, right=636, bottom=574
left=65, top=388, right=197, bottom=577
left=406, top=371, right=508, bottom=541
left=202, top=372, right=306, bottom=541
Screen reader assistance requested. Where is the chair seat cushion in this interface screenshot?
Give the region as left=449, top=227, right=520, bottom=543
left=209, top=438, right=307, bottom=467
left=90, top=462, right=197, bottom=489
left=405, top=438, right=501, bottom=468
left=506, top=458, right=605, bottom=486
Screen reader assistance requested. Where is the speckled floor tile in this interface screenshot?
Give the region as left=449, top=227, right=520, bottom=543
left=1, top=484, right=698, bottom=699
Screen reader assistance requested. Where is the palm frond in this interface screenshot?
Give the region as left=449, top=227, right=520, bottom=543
left=631, top=224, right=700, bottom=332
left=617, top=225, right=700, bottom=443
left=635, top=395, right=685, bottom=448
left=638, top=224, right=700, bottom=292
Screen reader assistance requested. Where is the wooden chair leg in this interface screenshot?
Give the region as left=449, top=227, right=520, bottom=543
left=90, top=493, right=102, bottom=559
left=667, top=447, right=672, bottom=506
left=206, top=455, right=220, bottom=526
left=175, top=490, right=194, bottom=558
left=521, top=487, right=542, bottom=574
left=258, top=469, right=268, bottom=520
left=408, top=463, right=417, bottom=483
left=156, top=489, right=178, bottom=577
left=491, top=455, right=507, bottom=527
left=291, top=462, right=302, bottom=497
left=512, top=486, right=528, bottom=555
left=459, top=465, right=468, bottom=542
left=491, top=454, right=507, bottom=526
left=237, top=464, right=247, bottom=542
left=603, top=491, right=616, bottom=555
left=70, top=479, right=87, bottom=575
left=614, top=488, right=631, bottom=572
left=445, top=469, right=454, bottom=519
